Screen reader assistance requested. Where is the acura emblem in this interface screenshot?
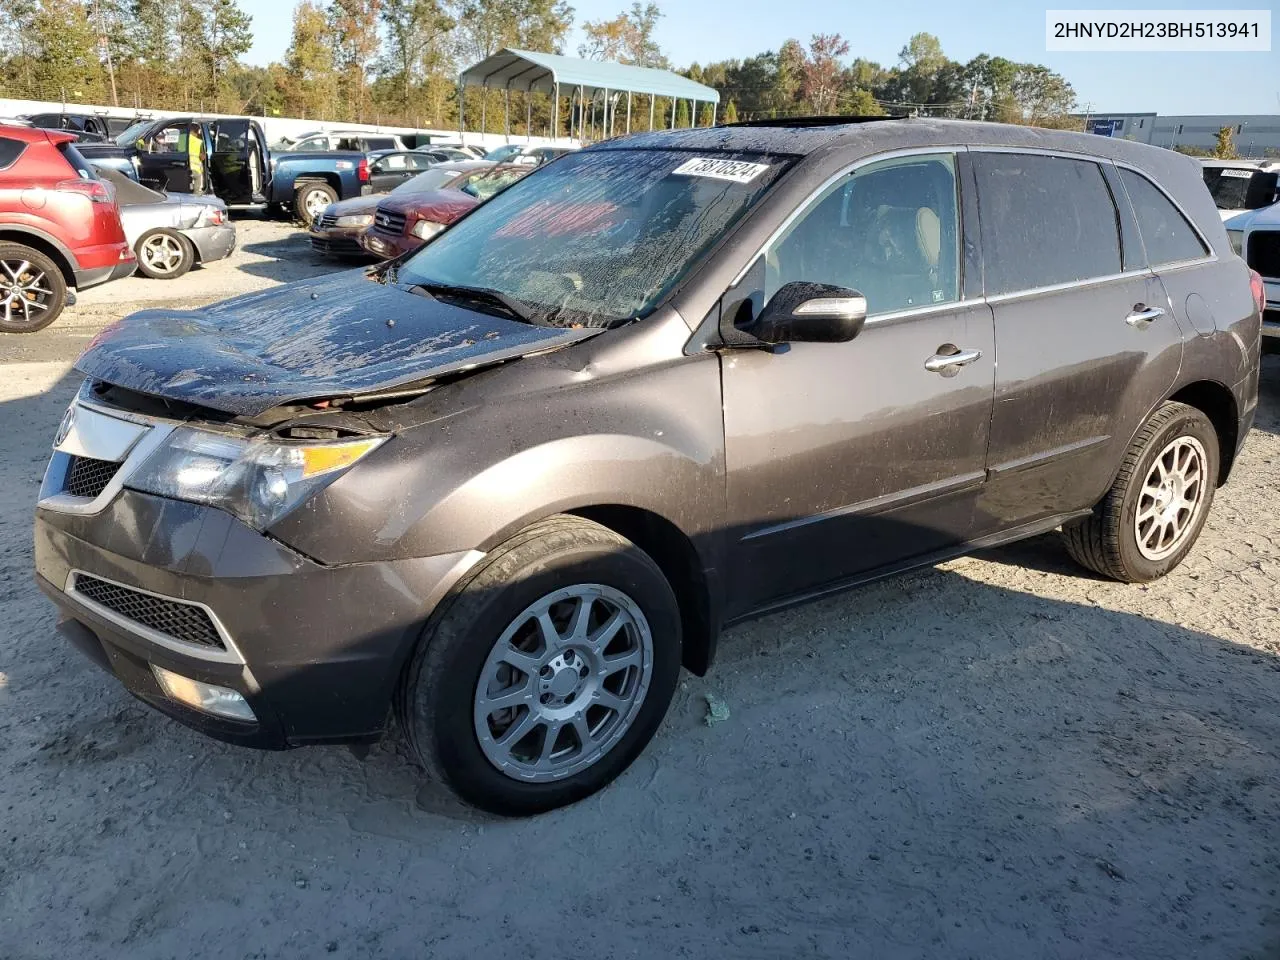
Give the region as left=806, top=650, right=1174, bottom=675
left=54, top=405, right=76, bottom=448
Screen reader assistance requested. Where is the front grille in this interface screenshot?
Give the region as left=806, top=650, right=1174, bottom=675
left=73, top=574, right=226, bottom=650
left=314, top=213, right=337, bottom=230
left=373, top=209, right=406, bottom=237
left=1246, top=230, right=1280, bottom=279
left=65, top=456, right=120, bottom=498
left=310, top=236, right=364, bottom=255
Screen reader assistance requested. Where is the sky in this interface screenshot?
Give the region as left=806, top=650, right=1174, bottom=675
left=244, top=0, right=1279, bottom=116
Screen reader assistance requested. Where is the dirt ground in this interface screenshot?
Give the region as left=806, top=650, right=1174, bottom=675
left=2, top=216, right=1279, bottom=959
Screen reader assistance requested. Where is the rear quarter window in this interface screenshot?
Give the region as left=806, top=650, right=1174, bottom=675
left=57, top=143, right=98, bottom=179
left=1118, top=168, right=1208, bottom=266
left=974, top=153, right=1123, bottom=295
left=0, top=137, right=27, bottom=171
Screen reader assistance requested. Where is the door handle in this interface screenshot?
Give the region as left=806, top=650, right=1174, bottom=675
left=1125, top=305, right=1165, bottom=328
left=924, top=348, right=983, bottom=375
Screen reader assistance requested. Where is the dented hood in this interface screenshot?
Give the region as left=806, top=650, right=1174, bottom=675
left=75, top=271, right=601, bottom=416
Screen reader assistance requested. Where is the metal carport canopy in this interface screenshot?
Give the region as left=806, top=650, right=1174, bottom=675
left=459, top=48, right=720, bottom=103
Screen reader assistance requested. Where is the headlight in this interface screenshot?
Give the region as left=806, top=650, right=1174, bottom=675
left=126, top=427, right=385, bottom=530
left=1226, top=229, right=1244, bottom=257
left=411, top=219, right=445, bottom=241
left=336, top=214, right=374, bottom=228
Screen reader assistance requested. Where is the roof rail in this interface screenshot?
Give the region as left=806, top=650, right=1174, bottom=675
left=720, top=115, right=909, bottom=128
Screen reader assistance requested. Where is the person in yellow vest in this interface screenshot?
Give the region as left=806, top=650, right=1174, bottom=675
left=182, top=122, right=206, bottom=195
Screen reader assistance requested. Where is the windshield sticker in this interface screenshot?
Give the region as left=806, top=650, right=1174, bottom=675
left=671, top=157, right=770, bottom=184
left=1218, top=168, right=1253, bottom=179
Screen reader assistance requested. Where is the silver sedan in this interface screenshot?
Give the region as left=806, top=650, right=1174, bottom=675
left=98, top=167, right=236, bottom=279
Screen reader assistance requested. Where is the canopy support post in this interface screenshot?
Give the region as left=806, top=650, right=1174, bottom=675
left=712, top=102, right=717, bottom=125
left=553, top=82, right=559, bottom=139
left=481, top=88, right=487, bottom=138
left=503, top=88, right=510, bottom=142
left=526, top=93, right=532, bottom=142
left=626, top=91, right=632, bottom=134
left=670, top=96, right=676, bottom=129
left=649, top=96, right=654, bottom=131
left=603, top=87, right=609, bottom=139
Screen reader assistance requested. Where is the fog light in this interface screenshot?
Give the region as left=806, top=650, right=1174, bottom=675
left=152, top=665, right=256, bottom=722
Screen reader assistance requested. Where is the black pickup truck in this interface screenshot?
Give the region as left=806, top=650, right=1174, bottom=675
left=76, top=116, right=372, bottom=222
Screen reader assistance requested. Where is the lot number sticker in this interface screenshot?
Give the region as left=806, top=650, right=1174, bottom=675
left=1219, top=168, right=1254, bottom=179
left=672, top=158, right=771, bottom=184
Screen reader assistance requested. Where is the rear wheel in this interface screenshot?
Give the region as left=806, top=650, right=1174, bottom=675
left=135, top=229, right=194, bottom=279
left=293, top=181, right=337, bottom=225
left=0, top=243, right=66, bottom=333
left=1063, top=401, right=1218, bottom=582
left=397, top=516, right=682, bottom=816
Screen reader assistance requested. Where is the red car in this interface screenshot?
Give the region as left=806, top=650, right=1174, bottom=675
left=0, top=124, right=134, bottom=332
left=360, top=163, right=532, bottom=260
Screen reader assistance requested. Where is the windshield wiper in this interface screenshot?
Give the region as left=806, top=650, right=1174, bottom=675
left=407, top=281, right=538, bottom=324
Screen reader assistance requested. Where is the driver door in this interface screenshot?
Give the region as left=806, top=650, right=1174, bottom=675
left=138, top=122, right=190, bottom=191
left=721, top=151, right=996, bottom=615
left=210, top=118, right=259, bottom=203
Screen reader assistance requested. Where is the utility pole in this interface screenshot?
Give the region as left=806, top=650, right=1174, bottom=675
left=91, top=0, right=119, bottom=107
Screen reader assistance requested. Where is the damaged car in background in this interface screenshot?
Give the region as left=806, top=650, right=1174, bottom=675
left=97, top=167, right=235, bottom=279
left=35, top=120, right=1261, bottom=816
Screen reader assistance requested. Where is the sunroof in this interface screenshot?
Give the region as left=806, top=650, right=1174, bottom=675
left=721, top=115, right=908, bottom=128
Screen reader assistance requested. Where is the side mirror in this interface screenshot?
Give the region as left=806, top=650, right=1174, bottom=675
left=749, top=281, right=868, bottom=344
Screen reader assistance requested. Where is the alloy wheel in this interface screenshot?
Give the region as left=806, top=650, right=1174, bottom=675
left=1135, top=435, right=1208, bottom=561
left=140, top=233, right=185, bottom=276
left=0, top=259, right=53, bottom=329
left=473, top=584, right=654, bottom=783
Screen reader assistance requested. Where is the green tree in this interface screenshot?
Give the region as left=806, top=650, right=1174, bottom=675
left=29, top=0, right=106, bottom=103
left=331, top=0, right=382, bottom=121
left=697, top=102, right=713, bottom=126
left=202, top=0, right=254, bottom=105
left=284, top=0, right=337, bottom=119
left=1213, top=126, right=1238, bottom=159
left=675, top=98, right=689, bottom=127
left=722, top=99, right=738, bottom=123
left=380, top=0, right=455, bottom=110
left=579, top=2, right=665, bottom=66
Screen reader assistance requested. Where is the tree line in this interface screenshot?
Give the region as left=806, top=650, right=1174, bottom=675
left=1, top=1, right=1082, bottom=135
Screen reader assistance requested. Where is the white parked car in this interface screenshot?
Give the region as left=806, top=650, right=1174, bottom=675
left=272, top=130, right=406, bottom=153
left=1200, top=159, right=1280, bottom=221
left=1225, top=203, right=1280, bottom=351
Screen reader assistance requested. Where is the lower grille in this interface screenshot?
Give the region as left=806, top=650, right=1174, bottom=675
left=65, top=456, right=120, bottom=498
left=1247, top=230, right=1280, bottom=279
left=314, top=213, right=337, bottom=230
left=72, top=574, right=226, bottom=651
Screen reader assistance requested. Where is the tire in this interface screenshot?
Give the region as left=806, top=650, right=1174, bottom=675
left=134, top=229, right=194, bottom=280
left=1063, top=401, right=1219, bottom=583
left=293, top=181, right=337, bottom=225
left=0, top=242, right=67, bottom=333
left=397, top=515, right=682, bottom=816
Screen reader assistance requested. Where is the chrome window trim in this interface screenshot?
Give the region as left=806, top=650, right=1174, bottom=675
left=983, top=267, right=1155, bottom=307
left=967, top=145, right=1219, bottom=271
left=64, top=569, right=247, bottom=665
left=728, top=146, right=969, bottom=290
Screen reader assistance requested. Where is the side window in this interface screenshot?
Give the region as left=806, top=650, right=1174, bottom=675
left=148, top=124, right=185, bottom=154
left=0, top=137, right=27, bottom=171
left=974, top=154, right=1122, bottom=295
left=764, top=153, right=961, bottom=315
left=406, top=153, right=435, bottom=170
left=1118, top=168, right=1209, bottom=266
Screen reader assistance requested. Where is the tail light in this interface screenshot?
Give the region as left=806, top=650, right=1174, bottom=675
left=56, top=178, right=113, bottom=203
left=1250, top=269, right=1265, bottom=315
left=206, top=208, right=227, bottom=225
left=357, top=157, right=369, bottom=183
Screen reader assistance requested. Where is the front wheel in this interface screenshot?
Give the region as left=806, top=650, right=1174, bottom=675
left=397, top=516, right=681, bottom=816
left=1063, top=401, right=1219, bottom=582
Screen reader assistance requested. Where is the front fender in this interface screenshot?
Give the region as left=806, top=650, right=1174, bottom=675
left=271, top=350, right=727, bottom=567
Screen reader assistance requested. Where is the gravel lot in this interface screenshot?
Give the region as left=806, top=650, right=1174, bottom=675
left=2, top=216, right=1279, bottom=959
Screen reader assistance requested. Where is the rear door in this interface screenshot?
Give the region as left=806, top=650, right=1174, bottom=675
left=210, top=117, right=255, bottom=203
left=368, top=152, right=430, bottom=192
left=973, top=151, right=1183, bottom=530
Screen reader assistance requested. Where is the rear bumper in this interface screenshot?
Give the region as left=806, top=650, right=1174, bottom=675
left=183, top=223, right=236, bottom=264
left=34, top=492, right=478, bottom=748
left=75, top=255, right=138, bottom=290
